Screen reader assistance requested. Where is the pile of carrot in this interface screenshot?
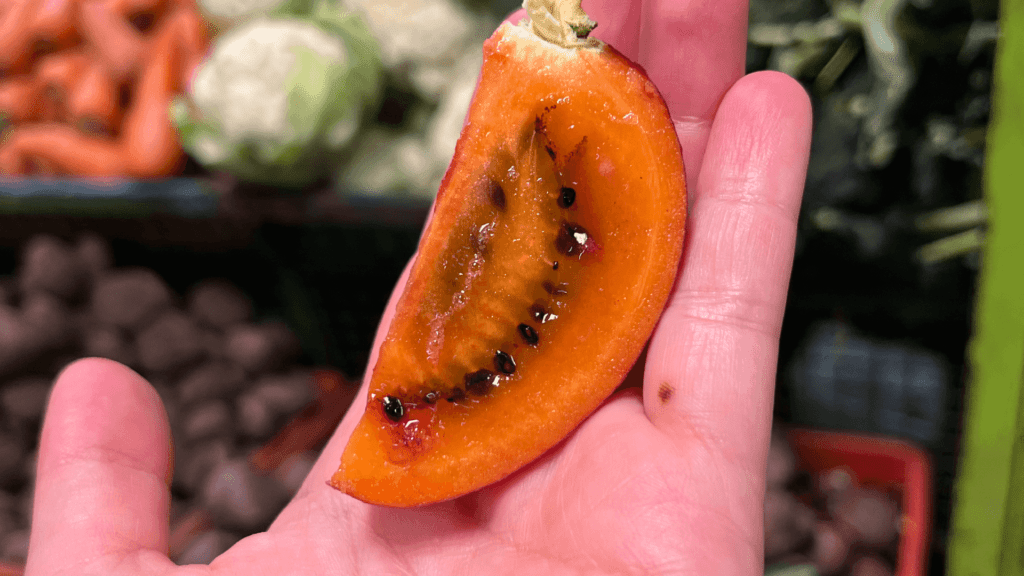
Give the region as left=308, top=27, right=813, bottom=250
left=0, top=0, right=210, bottom=178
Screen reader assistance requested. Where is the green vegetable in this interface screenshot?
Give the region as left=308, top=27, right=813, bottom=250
left=171, top=1, right=383, bottom=188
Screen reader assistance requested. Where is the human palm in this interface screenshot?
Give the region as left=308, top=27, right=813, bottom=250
left=25, top=1, right=812, bottom=574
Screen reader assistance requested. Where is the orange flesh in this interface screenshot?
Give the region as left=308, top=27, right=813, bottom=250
left=332, top=21, right=687, bottom=507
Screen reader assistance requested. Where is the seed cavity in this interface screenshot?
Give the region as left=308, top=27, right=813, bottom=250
left=382, top=396, right=405, bottom=422
left=465, top=369, right=498, bottom=395
left=423, top=391, right=439, bottom=404
left=518, top=323, right=540, bottom=346
left=494, top=350, right=517, bottom=374
left=555, top=222, right=591, bottom=258
left=558, top=186, right=576, bottom=208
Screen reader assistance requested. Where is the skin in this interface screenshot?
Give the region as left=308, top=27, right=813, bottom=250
left=25, top=0, right=813, bottom=574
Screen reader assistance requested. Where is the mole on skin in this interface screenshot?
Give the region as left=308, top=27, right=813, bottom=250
left=658, top=382, right=674, bottom=404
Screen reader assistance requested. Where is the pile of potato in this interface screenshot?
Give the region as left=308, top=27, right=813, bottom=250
left=765, top=428, right=902, bottom=576
left=0, top=233, right=302, bottom=380
left=0, top=233, right=356, bottom=565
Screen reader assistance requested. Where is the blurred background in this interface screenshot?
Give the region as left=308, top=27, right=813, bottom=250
left=0, top=0, right=1015, bottom=574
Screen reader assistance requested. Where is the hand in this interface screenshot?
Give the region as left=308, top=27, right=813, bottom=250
left=26, top=1, right=812, bottom=574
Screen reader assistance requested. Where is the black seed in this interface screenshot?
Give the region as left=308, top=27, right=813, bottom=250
left=424, top=391, right=439, bottom=404
left=558, top=186, right=576, bottom=208
left=530, top=301, right=560, bottom=324
left=552, top=261, right=559, bottom=270
left=518, top=323, right=539, bottom=346
left=494, top=351, right=516, bottom=375
left=555, top=222, right=590, bottom=257
left=465, top=369, right=498, bottom=395
left=543, top=281, right=569, bottom=296
left=487, top=179, right=506, bottom=211
left=530, top=302, right=547, bottom=323
left=446, top=387, right=466, bottom=403
left=382, top=396, right=404, bottom=422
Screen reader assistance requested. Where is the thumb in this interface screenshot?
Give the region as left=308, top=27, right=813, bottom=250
left=27, top=358, right=177, bottom=575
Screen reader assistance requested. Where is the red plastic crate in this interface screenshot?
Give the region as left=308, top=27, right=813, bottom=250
left=786, top=428, right=933, bottom=576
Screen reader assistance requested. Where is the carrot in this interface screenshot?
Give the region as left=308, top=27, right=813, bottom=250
left=104, top=0, right=166, bottom=17
left=104, top=0, right=168, bottom=34
left=77, top=0, right=146, bottom=81
left=0, top=0, right=37, bottom=75
left=158, top=6, right=210, bottom=85
left=29, top=0, right=81, bottom=54
left=0, top=123, right=126, bottom=176
left=67, top=58, right=121, bottom=136
left=0, top=77, right=42, bottom=126
left=33, top=50, right=92, bottom=122
left=0, top=144, right=26, bottom=175
left=120, top=19, right=184, bottom=177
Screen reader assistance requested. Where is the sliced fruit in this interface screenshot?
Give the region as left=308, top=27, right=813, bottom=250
left=331, top=0, right=687, bottom=507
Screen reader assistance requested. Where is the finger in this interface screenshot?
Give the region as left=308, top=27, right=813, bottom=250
left=640, top=0, right=750, bottom=183
left=644, top=71, right=810, bottom=463
left=585, top=0, right=643, bottom=61
left=28, top=358, right=175, bottom=575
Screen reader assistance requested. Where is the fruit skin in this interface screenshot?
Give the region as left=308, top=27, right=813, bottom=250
left=331, top=19, right=687, bottom=507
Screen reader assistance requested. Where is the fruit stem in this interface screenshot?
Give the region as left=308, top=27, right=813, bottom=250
left=522, top=0, right=598, bottom=49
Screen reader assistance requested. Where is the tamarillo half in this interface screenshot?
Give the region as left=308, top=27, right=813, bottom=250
left=331, top=0, right=687, bottom=507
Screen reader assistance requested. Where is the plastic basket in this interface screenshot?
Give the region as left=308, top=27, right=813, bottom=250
left=786, top=428, right=933, bottom=576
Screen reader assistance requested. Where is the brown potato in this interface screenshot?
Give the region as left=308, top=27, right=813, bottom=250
left=21, top=292, right=75, bottom=346
left=135, top=310, right=206, bottom=373
left=81, top=324, right=137, bottom=367
left=74, top=232, right=113, bottom=283
left=91, top=268, right=173, bottom=331
left=0, top=277, right=14, bottom=305
left=831, top=487, right=900, bottom=548
left=765, top=487, right=815, bottom=559
left=811, top=520, right=853, bottom=575
left=849, top=554, right=895, bottom=576
left=187, top=279, right=253, bottom=330
left=0, top=305, right=28, bottom=373
left=767, top=426, right=798, bottom=488
left=18, top=234, right=88, bottom=302
left=224, top=322, right=300, bottom=374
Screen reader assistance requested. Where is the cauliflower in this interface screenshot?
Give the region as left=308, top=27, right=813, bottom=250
left=197, top=0, right=314, bottom=30
left=340, top=127, right=437, bottom=197
left=171, top=2, right=383, bottom=187
left=339, top=49, right=482, bottom=198
left=339, top=0, right=493, bottom=99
